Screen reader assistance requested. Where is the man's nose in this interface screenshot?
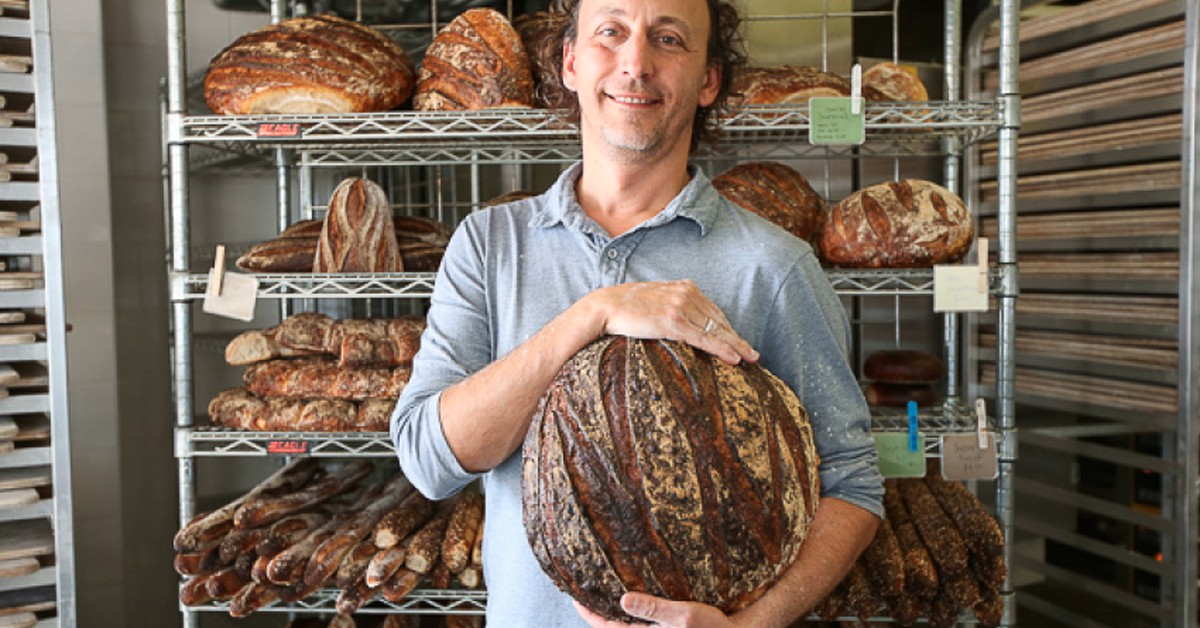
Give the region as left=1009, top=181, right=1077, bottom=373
left=619, top=34, right=653, bottom=79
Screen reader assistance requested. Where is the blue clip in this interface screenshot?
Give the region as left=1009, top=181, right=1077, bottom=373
left=907, top=401, right=919, bottom=452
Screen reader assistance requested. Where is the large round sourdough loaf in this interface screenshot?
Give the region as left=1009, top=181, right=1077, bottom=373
left=712, top=161, right=827, bottom=243
left=414, top=8, right=534, bottom=111
left=314, top=178, right=403, bottom=273
left=204, top=15, right=415, bottom=115
left=523, top=337, right=820, bottom=620
left=820, top=180, right=973, bottom=268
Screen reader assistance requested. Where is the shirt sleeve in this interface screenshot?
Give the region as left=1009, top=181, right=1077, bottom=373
left=390, top=217, right=490, bottom=500
left=759, top=251, right=885, bottom=518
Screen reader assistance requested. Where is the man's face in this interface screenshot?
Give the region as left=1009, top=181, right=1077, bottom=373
left=562, top=0, right=721, bottom=162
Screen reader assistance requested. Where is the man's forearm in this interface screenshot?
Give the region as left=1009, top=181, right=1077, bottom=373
left=734, top=497, right=880, bottom=628
left=440, top=296, right=604, bottom=472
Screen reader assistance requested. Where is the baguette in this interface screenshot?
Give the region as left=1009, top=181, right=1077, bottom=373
left=251, top=554, right=273, bottom=584
left=243, top=357, right=403, bottom=401
left=471, top=517, right=484, bottom=565
left=404, top=514, right=450, bottom=574
left=337, top=537, right=383, bottom=589
left=923, top=474, right=1007, bottom=590
left=273, top=312, right=335, bottom=353
left=174, top=542, right=221, bottom=576
left=883, top=479, right=938, bottom=599
left=206, top=554, right=255, bottom=601
left=897, top=478, right=978, bottom=606
left=458, top=564, right=481, bottom=590
left=430, top=559, right=453, bottom=589
left=266, top=514, right=349, bottom=585
left=303, top=474, right=414, bottom=587
left=373, top=490, right=434, bottom=548
left=235, top=460, right=373, bottom=530
left=225, top=328, right=318, bottom=365
left=365, top=545, right=407, bottom=588
left=441, top=491, right=484, bottom=574
left=380, top=567, right=422, bottom=603
left=174, top=458, right=318, bottom=551
left=335, top=577, right=378, bottom=615
left=179, top=574, right=215, bottom=606
left=859, top=516, right=905, bottom=600
left=256, top=512, right=330, bottom=557
left=228, top=582, right=282, bottom=618
left=219, top=527, right=263, bottom=565
left=235, top=236, right=319, bottom=272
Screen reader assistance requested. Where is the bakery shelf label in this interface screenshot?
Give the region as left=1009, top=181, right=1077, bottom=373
left=267, top=440, right=309, bottom=455
left=874, top=432, right=926, bottom=478
left=256, top=122, right=303, bottom=139
left=809, top=97, right=865, bottom=145
left=941, top=433, right=998, bottom=480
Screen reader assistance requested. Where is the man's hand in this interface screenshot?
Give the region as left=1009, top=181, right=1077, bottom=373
left=575, top=593, right=739, bottom=628
left=586, top=280, right=759, bottom=365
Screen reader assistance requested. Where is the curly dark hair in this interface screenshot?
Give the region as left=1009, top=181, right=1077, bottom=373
left=537, top=0, right=747, bottom=152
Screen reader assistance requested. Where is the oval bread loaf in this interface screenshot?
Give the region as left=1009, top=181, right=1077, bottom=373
left=523, top=337, right=820, bottom=621
left=863, top=61, right=929, bottom=102
left=820, top=179, right=973, bottom=268
left=204, top=15, right=415, bottom=115
left=414, top=8, right=534, bottom=111
left=863, top=349, right=946, bottom=384
left=712, top=161, right=827, bottom=243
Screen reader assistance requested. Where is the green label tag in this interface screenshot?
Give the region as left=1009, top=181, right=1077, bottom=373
left=874, top=432, right=926, bottom=478
left=809, top=97, right=865, bottom=145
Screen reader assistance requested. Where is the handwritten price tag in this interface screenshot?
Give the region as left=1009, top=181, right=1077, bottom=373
left=940, top=433, right=998, bottom=480
left=874, top=432, right=926, bottom=478
left=809, top=97, right=865, bottom=145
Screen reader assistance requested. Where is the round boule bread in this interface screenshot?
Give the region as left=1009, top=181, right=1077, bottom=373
left=820, top=179, right=973, bottom=268
left=732, top=65, right=848, bottom=105
left=522, top=337, right=820, bottom=621
left=204, top=15, right=415, bottom=115
left=862, top=62, right=929, bottom=102
left=712, top=161, right=828, bottom=243
left=414, top=8, right=534, bottom=111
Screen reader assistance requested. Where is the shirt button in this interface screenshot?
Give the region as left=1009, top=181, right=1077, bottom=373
left=607, top=249, right=619, bottom=260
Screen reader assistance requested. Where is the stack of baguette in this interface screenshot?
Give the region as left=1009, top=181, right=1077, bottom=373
left=811, top=473, right=1006, bottom=627
left=175, top=460, right=486, bottom=618
left=209, top=312, right=424, bottom=432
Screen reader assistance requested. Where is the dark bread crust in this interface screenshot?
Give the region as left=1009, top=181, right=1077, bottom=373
left=712, top=161, right=828, bottom=243
left=414, top=9, right=534, bottom=110
left=820, top=179, right=973, bottom=268
left=205, top=14, right=414, bottom=115
left=864, top=349, right=947, bottom=384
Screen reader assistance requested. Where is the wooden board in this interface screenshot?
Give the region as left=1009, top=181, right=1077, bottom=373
left=0, top=557, right=37, bottom=579
left=1009, top=20, right=1186, bottom=85
left=0, top=442, right=11, bottom=455
left=11, top=416, right=47, bottom=442
left=0, top=520, right=54, bottom=561
left=0, top=335, right=34, bottom=346
left=1018, top=293, right=1178, bottom=326
left=0, top=313, right=24, bottom=325
left=981, top=329, right=1177, bottom=370
left=0, top=467, right=49, bottom=491
left=983, top=0, right=1174, bottom=49
left=981, top=161, right=1181, bottom=200
left=1020, top=66, right=1184, bottom=124
left=1, top=364, right=44, bottom=389
left=0, top=489, right=37, bottom=511
left=0, top=366, right=15, bottom=387
left=981, top=364, right=1177, bottom=415
left=0, top=586, right=54, bottom=616
left=981, top=114, right=1182, bottom=165
left=983, top=208, right=1178, bottom=242
left=0, top=418, right=13, bottom=440
left=0, top=613, right=35, bottom=628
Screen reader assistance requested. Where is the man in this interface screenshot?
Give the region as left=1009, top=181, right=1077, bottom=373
left=391, top=0, right=884, bottom=625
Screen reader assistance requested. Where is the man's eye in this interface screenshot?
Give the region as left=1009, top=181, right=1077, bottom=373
left=658, top=34, right=685, bottom=48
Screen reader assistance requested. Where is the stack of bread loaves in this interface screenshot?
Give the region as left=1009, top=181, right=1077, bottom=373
left=862, top=349, right=945, bottom=409
left=175, top=460, right=486, bottom=617
left=209, top=312, right=424, bottom=432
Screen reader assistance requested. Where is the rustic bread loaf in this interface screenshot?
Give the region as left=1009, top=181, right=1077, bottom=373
left=513, top=11, right=570, bottom=108
left=864, top=382, right=938, bottom=408
left=314, top=177, right=404, bottom=272
left=204, top=15, right=415, bottom=115
left=236, top=237, right=318, bottom=272
left=820, top=179, right=973, bottom=268
left=414, top=8, right=534, bottom=111
left=732, top=66, right=848, bottom=104
left=863, top=349, right=946, bottom=384
left=863, top=61, right=929, bottom=102
left=523, top=337, right=820, bottom=620
left=712, top=161, right=828, bottom=243
left=242, top=357, right=407, bottom=400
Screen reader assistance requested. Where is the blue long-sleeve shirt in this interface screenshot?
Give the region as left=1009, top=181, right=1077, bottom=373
left=391, top=162, right=883, bottom=627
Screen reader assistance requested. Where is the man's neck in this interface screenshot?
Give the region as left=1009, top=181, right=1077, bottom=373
left=575, top=145, right=694, bottom=238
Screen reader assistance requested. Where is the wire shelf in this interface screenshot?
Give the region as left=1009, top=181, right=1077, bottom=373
left=171, top=101, right=1003, bottom=162
left=871, top=399, right=994, bottom=458
left=185, top=588, right=487, bottom=615
left=180, top=427, right=396, bottom=457
left=172, top=268, right=1000, bottom=302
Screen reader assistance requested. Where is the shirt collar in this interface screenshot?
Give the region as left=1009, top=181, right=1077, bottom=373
left=530, top=161, right=720, bottom=237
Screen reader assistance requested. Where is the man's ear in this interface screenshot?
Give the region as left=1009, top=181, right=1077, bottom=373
left=698, top=63, right=721, bottom=108
left=562, top=41, right=578, bottom=92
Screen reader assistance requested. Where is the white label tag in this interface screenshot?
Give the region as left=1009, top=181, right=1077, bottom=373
left=202, top=268, right=259, bottom=321
left=934, top=265, right=989, bottom=312
left=940, top=433, right=999, bottom=480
